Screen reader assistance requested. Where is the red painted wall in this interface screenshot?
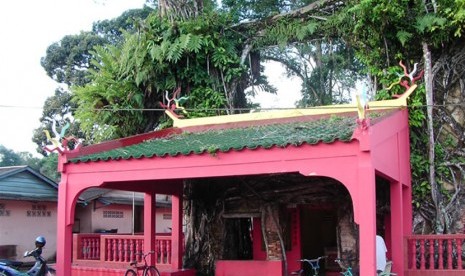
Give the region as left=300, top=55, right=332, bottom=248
left=215, top=260, right=283, bottom=276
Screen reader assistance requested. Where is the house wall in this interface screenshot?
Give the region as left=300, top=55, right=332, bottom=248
left=75, top=204, right=93, bottom=233
left=155, top=207, right=172, bottom=233
left=0, top=199, right=57, bottom=261
left=74, top=203, right=172, bottom=234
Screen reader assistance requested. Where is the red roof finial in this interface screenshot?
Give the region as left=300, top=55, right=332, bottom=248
left=388, top=61, right=424, bottom=98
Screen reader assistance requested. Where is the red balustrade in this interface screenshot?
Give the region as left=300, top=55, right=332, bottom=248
left=157, top=238, right=170, bottom=265
left=406, top=234, right=465, bottom=275
left=101, top=235, right=145, bottom=263
left=73, top=234, right=101, bottom=260
left=73, top=233, right=176, bottom=269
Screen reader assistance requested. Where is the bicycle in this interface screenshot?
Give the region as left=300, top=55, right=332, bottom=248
left=291, top=256, right=327, bottom=276
left=335, top=258, right=356, bottom=276
left=124, top=251, right=160, bottom=276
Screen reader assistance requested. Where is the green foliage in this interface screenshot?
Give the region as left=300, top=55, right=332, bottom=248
left=0, top=145, right=24, bottom=166
left=37, top=154, right=60, bottom=182
left=187, top=87, right=227, bottom=117
left=72, top=41, right=147, bottom=141
left=410, top=127, right=457, bottom=210
left=396, top=30, right=413, bottom=47
left=415, top=14, right=447, bottom=34
left=257, top=18, right=319, bottom=48
left=410, top=128, right=430, bottom=207
left=41, top=32, right=108, bottom=86
left=446, top=0, right=465, bottom=36
left=296, top=22, right=319, bottom=41
left=333, top=0, right=413, bottom=68
left=406, top=87, right=426, bottom=128
left=331, top=0, right=465, bottom=70
left=71, top=11, right=252, bottom=142
left=92, top=6, right=152, bottom=45
left=44, top=8, right=151, bottom=85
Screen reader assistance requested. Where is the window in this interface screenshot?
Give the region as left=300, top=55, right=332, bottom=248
left=103, top=210, right=124, bottom=218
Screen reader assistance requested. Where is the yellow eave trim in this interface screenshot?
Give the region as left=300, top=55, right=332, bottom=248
left=168, top=85, right=417, bottom=128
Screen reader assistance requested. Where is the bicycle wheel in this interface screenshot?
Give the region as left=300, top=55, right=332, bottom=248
left=143, top=266, right=160, bottom=276
left=124, top=268, right=137, bottom=276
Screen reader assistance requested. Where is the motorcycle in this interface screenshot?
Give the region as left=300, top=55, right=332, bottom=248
left=0, top=236, right=55, bottom=276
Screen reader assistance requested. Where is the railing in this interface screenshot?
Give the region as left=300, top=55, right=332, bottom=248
left=405, top=234, right=465, bottom=275
left=73, top=233, right=173, bottom=268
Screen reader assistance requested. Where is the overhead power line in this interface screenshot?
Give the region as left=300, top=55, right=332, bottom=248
left=0, top=103, right=464, bottom=112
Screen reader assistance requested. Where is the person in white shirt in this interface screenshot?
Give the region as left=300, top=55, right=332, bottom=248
left=376, top=235, right=387, bottom=273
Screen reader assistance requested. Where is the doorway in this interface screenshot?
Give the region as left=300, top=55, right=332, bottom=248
left=300, top=206, right=337, bottom=272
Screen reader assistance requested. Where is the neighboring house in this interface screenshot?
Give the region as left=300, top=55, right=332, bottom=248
left=0, top=165, right=58, bottom=261
left=75, top=188, right=172, bottom=234
left=0, top=166, right=172, bottom=262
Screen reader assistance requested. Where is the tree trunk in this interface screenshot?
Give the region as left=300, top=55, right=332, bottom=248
left=423, top=42, right=444, bottom=233
left=158, top=0, right=203, bottom=21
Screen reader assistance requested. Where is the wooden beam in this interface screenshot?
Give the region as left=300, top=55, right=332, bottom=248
left=222, top=212, right=261, bottom=218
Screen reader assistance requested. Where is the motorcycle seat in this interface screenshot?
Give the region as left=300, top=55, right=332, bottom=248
left=0, top=259, right=23, bottom=267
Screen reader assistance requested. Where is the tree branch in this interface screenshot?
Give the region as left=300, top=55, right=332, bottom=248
left=271, top=0, right=340, bottom=20
left=233, top=0, right=344, bottom=31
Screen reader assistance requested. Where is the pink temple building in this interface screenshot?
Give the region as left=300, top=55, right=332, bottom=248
left=52, top=68, right=465, bottom=276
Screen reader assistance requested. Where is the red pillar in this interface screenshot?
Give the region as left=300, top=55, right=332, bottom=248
left=402, top=185, right=412, bottom=234
left=394, top=124, right=412, bottom=276
left=171, top=182, right=183, bottom=269
left=56, top=178, right=73, bottom=275
left=357, top=152, right=377, bottom=276
left=399, top=113, right=413, bottom=238
left=144, top=192, right=156, bottom=265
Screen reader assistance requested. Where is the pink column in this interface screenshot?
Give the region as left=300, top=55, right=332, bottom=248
left=171, top=182, right=183, bottom=269
left=56, top=178, right=74, bottom=275
left=144, top=192, right=157, bottom=265
left=357, top=152, right=377, bottom=276
left=400, top=124, right=413, bottom=238
left=400, top=125, right=412, bottom=276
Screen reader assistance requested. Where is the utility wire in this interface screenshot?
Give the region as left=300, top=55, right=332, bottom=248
left=0, top=103, right=464, bottom=112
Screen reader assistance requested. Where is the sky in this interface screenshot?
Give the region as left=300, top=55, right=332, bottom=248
left=0, top=0, right=301, bottom=157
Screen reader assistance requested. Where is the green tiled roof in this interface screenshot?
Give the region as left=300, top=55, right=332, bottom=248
left=69, top=114, right=360, bottom=163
